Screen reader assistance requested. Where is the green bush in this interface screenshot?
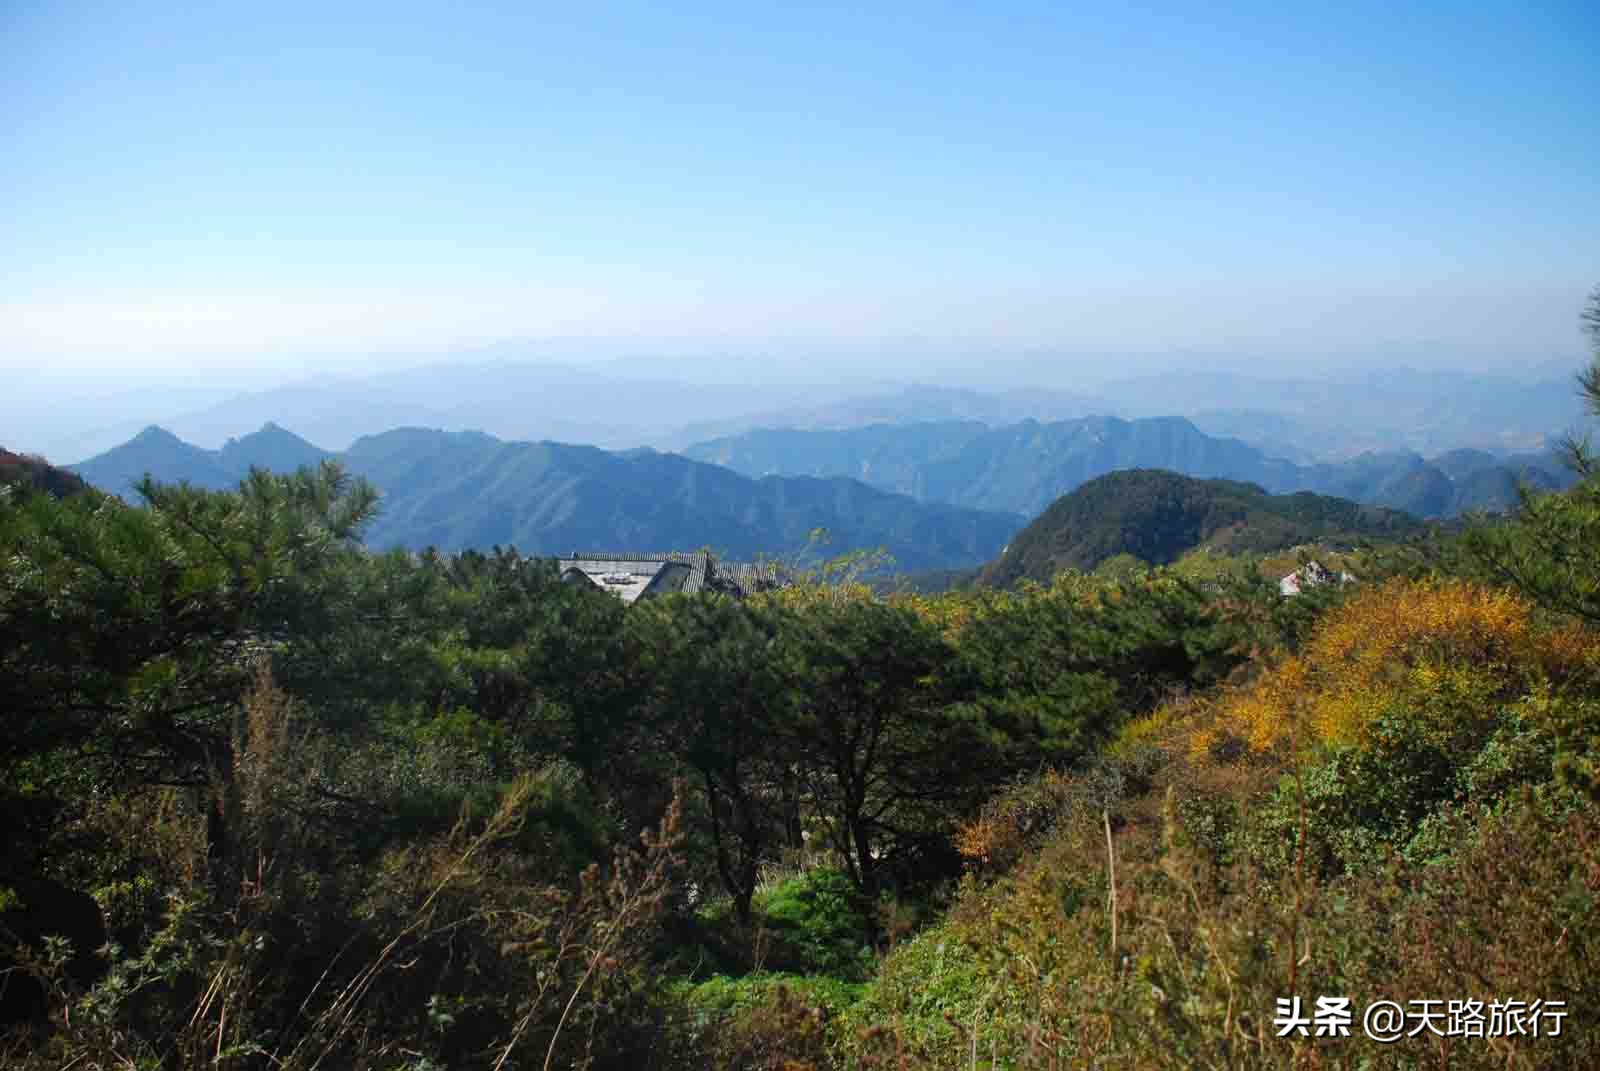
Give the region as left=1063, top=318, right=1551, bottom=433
left=1237, top=704, right=1565, bottom=881
left=756, top=867, right=875, bottom=980
left=847, top=923, right=992, bottom=1058
left=676, top=973, right=855, bottom=1071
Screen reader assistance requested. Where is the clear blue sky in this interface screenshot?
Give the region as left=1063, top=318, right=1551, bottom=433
left=3, top=0, right=1596, bottom=386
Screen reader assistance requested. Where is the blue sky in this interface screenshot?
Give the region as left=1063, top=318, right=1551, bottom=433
left=2, top=0, right=1596, bottom=387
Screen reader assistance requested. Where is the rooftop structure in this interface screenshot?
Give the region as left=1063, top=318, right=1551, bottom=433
left=1279, top=559, right=1356, bottom=597
left=557, top=550, right=784, bottom=604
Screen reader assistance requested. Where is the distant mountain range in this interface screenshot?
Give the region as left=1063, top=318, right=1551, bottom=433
left=38, top=361, right=857, bottom=462
left=55, top=358, right=1594, bottom=574
left=70, top=424, right=1021, bottom=571
left=62, top=409, right=1590, bottom=583
left=657, top=384, right=1115, bottom=451
left=977, top=470, right=1428, bottom=587
left=670, top=370, right=1595, bottom=460
left=68, top=403, right=1578, bottom=578
left=21, top=359, right=1593, bottom=468
left=682, top=415, right=1576, bottom=520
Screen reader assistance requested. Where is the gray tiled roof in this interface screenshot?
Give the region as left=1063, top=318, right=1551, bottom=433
left=564, top=550, right=710, bottom=592
left=557, top=550, right=786, bottom=602
left=715, top=560, right=786, bottom=594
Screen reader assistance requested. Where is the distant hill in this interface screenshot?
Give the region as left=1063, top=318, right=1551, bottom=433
left=218, top=421, right=332, bottom=475
left=684, top=415, right=1576, bottom=520
left=73, top=426, right=1023, bottom=571
left=976, top=470, right=1427, bottom=588
left=71, top=423, right=330, bottom=497
left=0, top=448, right=91, bottom=499
left=71, top=426, right=238, bottom=495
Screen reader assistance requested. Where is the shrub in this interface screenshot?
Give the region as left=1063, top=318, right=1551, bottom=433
left=849, top=786, right=1600, bottom=1070
left=757, top=867, right=875, bottom=980
left=1196, top=578, right=1598, bottom=759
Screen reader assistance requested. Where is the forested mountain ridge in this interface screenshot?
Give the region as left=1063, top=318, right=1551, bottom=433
left=70, top=425, right=1022, bottom=570
left=342, top=428, right=1021, bottom=568
left=978, top=469, right=1426, bottom=587
left=684, top=414, right=1575, bottom=519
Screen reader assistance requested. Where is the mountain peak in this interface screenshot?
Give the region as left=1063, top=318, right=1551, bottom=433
left=235, top=421, right=319, bottom=447
left=133, top=425, right=181, bottom=443
left=74, top=426, right=234, bottom=495
left=219, top=422, right=331, bottom=470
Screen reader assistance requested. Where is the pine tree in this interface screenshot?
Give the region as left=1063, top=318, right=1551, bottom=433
left=0, top=462, right=378, bottom=833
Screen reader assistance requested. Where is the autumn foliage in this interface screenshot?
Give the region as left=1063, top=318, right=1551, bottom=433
left=1194, top=578, right=1600, bottom=757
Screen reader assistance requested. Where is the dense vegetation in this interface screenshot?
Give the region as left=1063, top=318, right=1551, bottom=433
left=5, top=295, right=1599, bottom=1069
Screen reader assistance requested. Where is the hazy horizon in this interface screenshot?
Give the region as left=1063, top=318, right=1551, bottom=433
left=9, top=352, right=1595, bottom=468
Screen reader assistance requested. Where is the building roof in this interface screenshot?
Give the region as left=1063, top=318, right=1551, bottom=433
left=557, top=550, right=785, bottom=604
left=715, top=560, right=786, bottom=595
left=1279, top=560, right=1356, bottom=597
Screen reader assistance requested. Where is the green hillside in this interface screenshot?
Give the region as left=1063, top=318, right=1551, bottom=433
left=978, top=468, right=1425, bottom=587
